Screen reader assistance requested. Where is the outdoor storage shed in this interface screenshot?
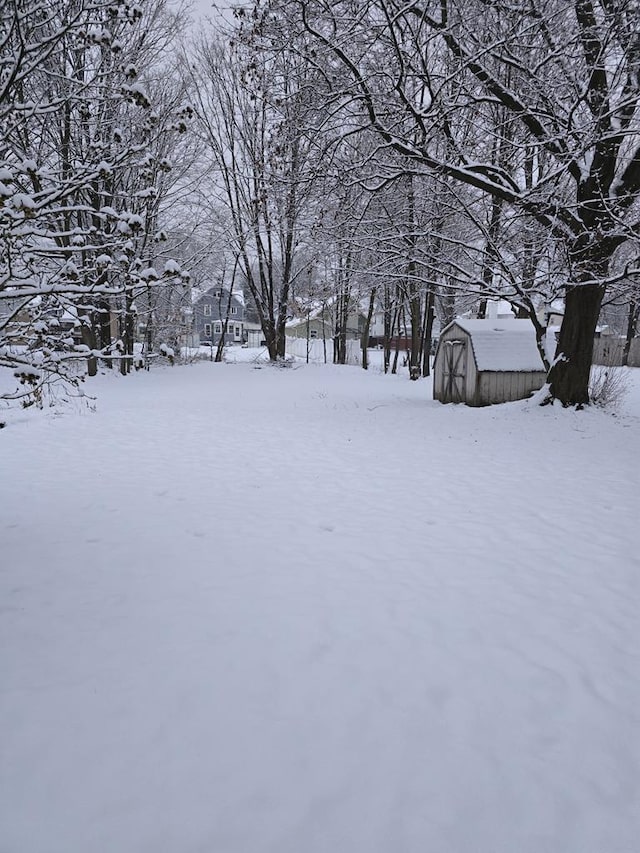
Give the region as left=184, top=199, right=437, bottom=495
left=433, top=319, right=547, bottom=406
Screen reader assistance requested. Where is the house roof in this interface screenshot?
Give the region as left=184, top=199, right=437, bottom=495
left=449, top=319, right=545, bottom=372
left=290, top=294, right=369, bottom=322
left=192, top=287, right=245, bottom=307
left=286, top=314, right=329, bottom=329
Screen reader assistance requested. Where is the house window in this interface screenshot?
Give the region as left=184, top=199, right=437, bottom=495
left=204, top=323, right=212, bottom=337
left=230, top=306, right=238, bottom=315
left=214, top=321, right=222, bottom=334
left=214, top=290, right=222, bottom=298
left=235, top=325, right=241, bottom=338
left=309, top=329, right=318, bottom=339
left=203, top=304, right=211, bottom=316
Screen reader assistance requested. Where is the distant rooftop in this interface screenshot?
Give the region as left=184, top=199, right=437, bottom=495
left=193, top=286, right=245, bottom=307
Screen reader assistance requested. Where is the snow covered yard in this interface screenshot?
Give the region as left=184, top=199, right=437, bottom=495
left=1, top=362, right=639, bottom=853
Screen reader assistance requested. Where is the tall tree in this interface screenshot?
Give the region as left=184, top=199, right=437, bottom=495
left=185, top=10, right=327, bottom=361
left=0, top=0, right=188, bottom=401
left=288, top=0, right=640, bottom=404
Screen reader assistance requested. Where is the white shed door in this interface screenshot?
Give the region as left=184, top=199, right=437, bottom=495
left=443, top=340, right=467, bottom=403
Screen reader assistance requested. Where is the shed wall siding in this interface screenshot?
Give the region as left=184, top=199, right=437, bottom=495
left=476, top=371, right=546, bottom=405
left=465, top=343, right=477, bottom=404
left=433, top=360, right=442, bottom=398
left=434, top=321, right=548, bottom=405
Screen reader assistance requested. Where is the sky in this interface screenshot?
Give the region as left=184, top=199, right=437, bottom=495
left=187, top=0, right=237, bottom=22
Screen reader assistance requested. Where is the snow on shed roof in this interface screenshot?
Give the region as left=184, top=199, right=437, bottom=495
left=449, top=319, right=545, bottom=372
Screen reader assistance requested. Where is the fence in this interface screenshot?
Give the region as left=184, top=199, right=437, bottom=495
left=285, top=336, right=362, bottom=365
left=593, top=337, right=640, bottom=367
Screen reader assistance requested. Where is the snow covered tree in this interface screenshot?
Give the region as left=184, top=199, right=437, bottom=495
left=0, top=0, right=189, bottom=401
left=185, top=9, right=329, bottom=361
left=286, top=0, right=640, bottom=405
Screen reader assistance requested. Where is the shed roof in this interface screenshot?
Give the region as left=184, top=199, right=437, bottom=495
left=449, top=319, right=545, bottom=372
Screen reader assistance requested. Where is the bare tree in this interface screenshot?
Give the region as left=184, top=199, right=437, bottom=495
left=184, top=10, right=328, bottom=361
left=286, top=0, right=640, bottom=405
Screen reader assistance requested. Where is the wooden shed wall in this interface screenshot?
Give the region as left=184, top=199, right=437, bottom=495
left=475, top=370, right=546, bottom=406
left=433, top=325, right=476, bottom=403
left=434, top=321, right=546, bottom=405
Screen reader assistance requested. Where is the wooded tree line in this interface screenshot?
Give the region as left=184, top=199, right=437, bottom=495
left=2, top=0, right=639, bottom=405
left=0, top=0, right=192, bottom=402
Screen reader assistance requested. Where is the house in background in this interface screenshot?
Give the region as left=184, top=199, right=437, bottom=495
left=286, top=301, right=366, bottom=342
left=1, top=295, right=88, bottom=348
left=366, top=308, right=442, bottom=352
left=483, top=299, right=516, bottom=320
left=537, top=300, right=564, bottom=331
left=192, top=287, right=245, bottom=345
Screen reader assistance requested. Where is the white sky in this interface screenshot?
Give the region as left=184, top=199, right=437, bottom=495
left=188, top=0, right=237, bottom=22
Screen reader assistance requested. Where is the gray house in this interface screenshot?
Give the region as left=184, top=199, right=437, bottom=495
left=433, top=319, right=547, bottom=406
left=193, top=287, right=245, bottom=345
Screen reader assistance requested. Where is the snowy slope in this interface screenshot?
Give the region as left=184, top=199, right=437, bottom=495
left=1, top=362, right=639, bottom=853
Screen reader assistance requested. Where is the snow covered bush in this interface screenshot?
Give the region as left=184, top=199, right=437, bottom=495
left=589, top=364, right=630, bottom=409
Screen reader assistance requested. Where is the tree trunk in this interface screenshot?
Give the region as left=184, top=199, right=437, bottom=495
left=422, top=289, right=435, bottom=377
left=391, top=340, right=400, bottom=374
left=391, top=306, right=403, bottom=375
left=361, top=288, right=376, bottom=370
left=546, top=283, right=605, bottom=406
left=405, top=177, right=422, bottom=379
left=216, top=287, right=234, bottom=363
left=440, top=284, right=456, bottom=327
left=477, top=188, right=503, bottom=319
left=382, top=290, right=394, bottom=374
left=120, top=298, right=135, bottom=376
left=80, top=316, right=98, bottom=377
left=622, top=300, right=639, bottom=367
left=264, top=321, right=278, bottom=360
left=276, top=316, right=287, bottom=359
left=98, top=299, right=112, bottom=368
left=334, top=289, right=348, bottom=365
left=408, top=283, right=422, bottom=380
left=322, top=306, right=328, bottom=363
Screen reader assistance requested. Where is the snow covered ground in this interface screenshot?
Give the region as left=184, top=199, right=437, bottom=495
left=1, top=359, right=639, bottom=853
